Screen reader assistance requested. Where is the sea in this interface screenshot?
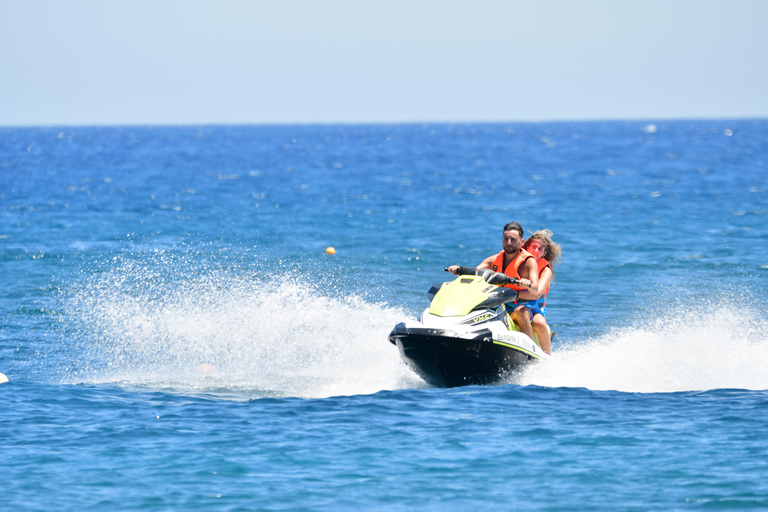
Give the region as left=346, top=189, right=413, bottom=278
left=2, top=120, right=768, bottom=510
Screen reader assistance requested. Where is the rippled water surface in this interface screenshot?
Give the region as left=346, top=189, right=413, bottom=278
left=2, top=121, right=768, bottom=510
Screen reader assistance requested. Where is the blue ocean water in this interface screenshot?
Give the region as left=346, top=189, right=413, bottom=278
left=2, top=121, right=768, bottom=510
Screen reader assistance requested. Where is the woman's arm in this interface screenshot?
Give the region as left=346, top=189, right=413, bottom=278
left=518, top=267, right=552, bottom=300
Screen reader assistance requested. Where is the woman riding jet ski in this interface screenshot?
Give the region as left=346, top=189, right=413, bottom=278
left=389, top=267, right=551, bottom=388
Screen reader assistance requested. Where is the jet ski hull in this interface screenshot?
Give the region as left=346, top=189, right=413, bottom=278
left=389, top=323, right=541, bottom=388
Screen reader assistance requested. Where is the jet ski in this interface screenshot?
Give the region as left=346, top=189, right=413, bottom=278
left=389, top=267, right=551, bottom=387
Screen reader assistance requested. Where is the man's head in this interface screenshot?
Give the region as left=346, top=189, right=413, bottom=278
left=502, top=222, right=525, bottom=254
left=503, top=222, right=524, bottom=238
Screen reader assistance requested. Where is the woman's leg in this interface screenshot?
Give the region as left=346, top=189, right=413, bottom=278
left=531, top=313, right=551, bottom=355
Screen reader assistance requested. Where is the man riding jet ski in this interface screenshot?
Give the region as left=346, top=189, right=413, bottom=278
left=448, top=221, right=545, bottom=351
left=389, top=266, right=551, bottom=388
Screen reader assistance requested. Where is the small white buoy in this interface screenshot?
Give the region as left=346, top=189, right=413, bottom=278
left=0, top=373, right=8, bottom=384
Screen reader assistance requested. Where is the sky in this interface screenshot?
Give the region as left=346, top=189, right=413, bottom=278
left=1, top=0, right=767, bottom=125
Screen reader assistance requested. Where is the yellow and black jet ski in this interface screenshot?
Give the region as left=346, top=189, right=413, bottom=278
left=389, top=267, right=550, bottom=387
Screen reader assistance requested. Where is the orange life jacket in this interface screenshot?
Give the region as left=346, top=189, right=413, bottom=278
left=490, top=249, right=534, bottom=291
left=536, top=258, right=551, bottom=305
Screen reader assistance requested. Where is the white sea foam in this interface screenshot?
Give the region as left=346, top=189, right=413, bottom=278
left=63, top=268, right=424, bottom=398
left=63, top=261, right=768, bottom=396
left=517, top=305, right=768, bottom=393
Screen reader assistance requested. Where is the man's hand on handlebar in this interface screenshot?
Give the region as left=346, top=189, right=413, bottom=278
left=446, top=265, right=460, bottom=275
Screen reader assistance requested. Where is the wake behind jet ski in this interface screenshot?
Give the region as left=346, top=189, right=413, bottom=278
left=389, top=267, right=550, bottom=388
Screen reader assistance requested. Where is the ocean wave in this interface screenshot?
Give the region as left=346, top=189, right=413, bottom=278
left=517, top=303, right=768, bottom=393
left=60, top=262, right=424, bottom=398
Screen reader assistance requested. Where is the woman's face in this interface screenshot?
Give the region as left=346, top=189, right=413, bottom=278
left=526, top=240, right=546, bottom=261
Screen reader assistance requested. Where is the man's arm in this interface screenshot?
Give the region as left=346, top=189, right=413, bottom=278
left=447, top=254, right=496, bottom=275
left=476, top=254, right=496, bottom=270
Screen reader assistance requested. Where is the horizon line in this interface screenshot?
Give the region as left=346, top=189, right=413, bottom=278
left=1, top=115, right=766, bottom=129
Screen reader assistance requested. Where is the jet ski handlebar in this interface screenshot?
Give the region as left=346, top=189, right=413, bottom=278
left=444, top=267, right=520, bottom=286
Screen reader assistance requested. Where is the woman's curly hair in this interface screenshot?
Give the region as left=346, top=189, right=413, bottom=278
left=525, top=230, right=561, bottom=269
